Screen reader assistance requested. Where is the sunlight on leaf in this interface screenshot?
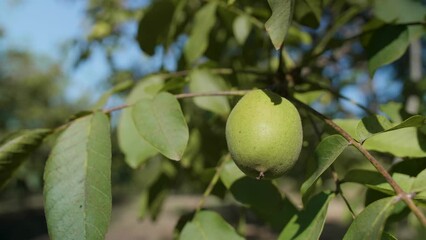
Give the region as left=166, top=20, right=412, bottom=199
left=132, top=92, right=189, bottom=160
left=44, top=112, right=111, bottom=240
left=265, top=0, right=295, bottom=50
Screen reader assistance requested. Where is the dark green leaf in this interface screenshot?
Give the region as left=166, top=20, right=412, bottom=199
left=342, top=169, right=386, bottom=186
left=265, top=0, right=295, bottom=50
left=184, top=2, right=218, bottom=64
left=188, top=69, right=230, bottom=116
left=0, top=129, right=51, bottom=189
left=356, top=115, right=393, bottom=142
left=278, top=192, right=334, bottom=240
left=301, top=135, right=348, bottom=197
left=230, top=177, right=297, bottom=229
left=365, top=25, right=410, bottom=75
left=136, top=0, right=175, bottom=55
left=382, top=232, right=398, bottom=240
left=44, top=112, right=111, bottom=240
left=179, top=211, right=244, bottom=240
left=118, top=75, right=164, bottom=168
left=132, top=92, right=189, bottom=160
left=373, top=0, right=426, bottom=24
left=343, top=197, right=398, bottom=240
left=294, top=0, right=322, bottom=28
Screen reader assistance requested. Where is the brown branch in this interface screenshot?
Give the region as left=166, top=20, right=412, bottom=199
left=292, top=98, right=426, bottom=226
left=163, top=68, right=270, bottom=78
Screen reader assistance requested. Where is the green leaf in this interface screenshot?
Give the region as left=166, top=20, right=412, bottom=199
left=364, top=128, right=426, bottom=158
left=233, top=14, right=252, bottom=45
left=179, top=211, right=244, bottom=240
left=365, top=25, right=410, bottom=75
left=0, top=129, right=51, bottom=189
left=301, top=135, right=348, bottom=197
left=219, top=159, right=245, bottom=189
left=385, top=115, right=426, bottom=132
left=229, top=177, right=297, bottom=229
left=357, top=115, right=426, bottom=142
left=343, top=197, right=398, bottom=240
left=356, top=115, right=393, bottom=142
left=411, top=169, right=426, bottom=193
left=132, top=92, right=189, bottom=160
left=93, top=80, right=133, bottom=109
left=265, top=0, right=295, bottom=50
left=44, top=112, right=111, bottom=240
left=136, top=0, right=175, bottom=55
left=188, top=69, right=230, bottom=116
left=373, top=0, right=426, bottom=24
left=342, top=169, right=386, bottom=186
left=117, top=75, right=164, bottom=168
left=379, top=102, right=403, bottom=123
left=278, top=192, right=334, bottom=240
left=184, top=2, right=218, bottom=64
left=334, top=118, right=426, bottom=158
left=294, top=0, right=322, bottom=28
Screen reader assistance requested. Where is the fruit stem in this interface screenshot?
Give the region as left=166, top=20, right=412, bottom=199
left=256, top=171, right=265, bottom=180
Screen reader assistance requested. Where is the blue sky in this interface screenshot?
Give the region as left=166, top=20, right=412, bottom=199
left=0, top=0, right=403, bottom=116
left=0, top=0, right=116, bottom=102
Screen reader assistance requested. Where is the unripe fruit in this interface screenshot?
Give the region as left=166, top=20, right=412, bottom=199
left=225, top=89, right=303, bottom=180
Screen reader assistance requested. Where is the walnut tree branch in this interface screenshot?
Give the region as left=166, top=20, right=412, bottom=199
left=291, top=97, right=426, bottom=226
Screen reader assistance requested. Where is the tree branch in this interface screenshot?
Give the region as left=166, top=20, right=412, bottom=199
left=292, top=98, right=426, bottom=226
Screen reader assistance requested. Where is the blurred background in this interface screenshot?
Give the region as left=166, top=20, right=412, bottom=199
left=0, top=0, right=425, bottom=239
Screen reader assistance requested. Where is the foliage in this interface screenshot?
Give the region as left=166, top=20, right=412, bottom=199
left=2, top=0, right=426, bottom=239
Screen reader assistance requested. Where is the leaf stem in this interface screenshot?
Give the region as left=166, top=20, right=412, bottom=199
left=292, top=98, right=426, bottom=226
left=196, top=155, right=231, bottom=212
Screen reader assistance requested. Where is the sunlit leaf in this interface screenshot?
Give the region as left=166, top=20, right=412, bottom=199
left=379, top=102, right=403, bottom=123
left=184, top=2, right=218, bottom=64
left=343, top=197, right=398, bottom=240
left=411, top=169, right=426, bottom=193
left=219, top=159, right=245, bottom=189
left=179, top=211, right=244, bottom=240
left=118, top=75, right=164, bottom=168
left=0, top=129, right=51, bottom=189
left=132, top=92, right=189, bottom=160
left=386, top=115, right=426, bottom=132
left=188, top=69, right=230, bottom=116
left=334, top=119, right=426, bottom=158
left=365, top=25, right=409, bottom=75
left=373, top=0, right=426, bottom=24
left=364, top=128, right=426, bottom=158
left=233, top=14, right=251, bottom=45
left=301, top=135, right=348, bottom=198
left=278, top=192, right=334, bottom=240
left=44, top=112, right=111, bottom=240
left=265, top=0, right=295, bottom=50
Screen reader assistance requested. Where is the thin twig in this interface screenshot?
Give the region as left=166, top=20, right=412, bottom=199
left=102, top=90, right=250, bottom=114
left=330, top=166, right=356, bottom=219
left=292, top=98, right=426, bottom=226
left=196, top=155, right=231, bottom=212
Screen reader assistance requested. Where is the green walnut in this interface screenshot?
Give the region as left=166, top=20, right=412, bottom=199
left=225, top=89, right=303, bottom=180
